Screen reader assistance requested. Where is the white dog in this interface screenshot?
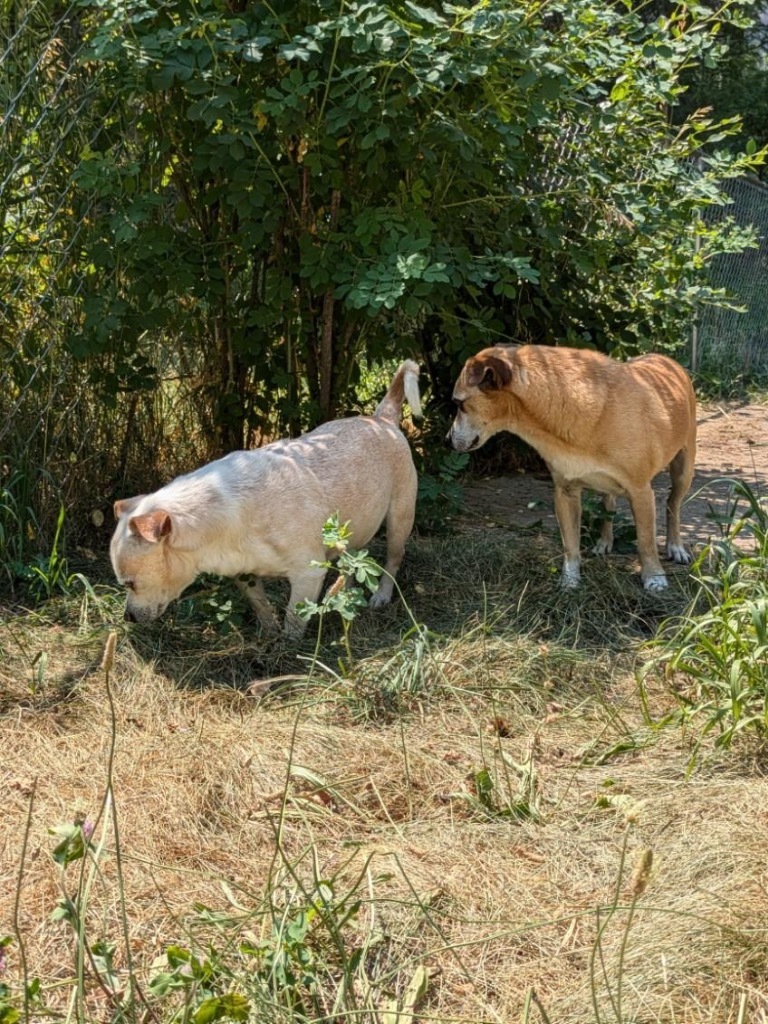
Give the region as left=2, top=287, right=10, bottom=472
left=110, top=361, right=421, bottom=637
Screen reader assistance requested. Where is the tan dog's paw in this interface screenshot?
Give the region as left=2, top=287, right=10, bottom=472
left=643, top=573, right=668, bottom=592
left=593, top=538, right=613, bottom=556
left=667, top=542, right=692, bottom=565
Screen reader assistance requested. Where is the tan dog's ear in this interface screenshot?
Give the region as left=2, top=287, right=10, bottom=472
left=467, top=354, right=512, bottom=391
left=128, top=510, right=172, bottom=543
left=114, top=496, right=146, bottom=520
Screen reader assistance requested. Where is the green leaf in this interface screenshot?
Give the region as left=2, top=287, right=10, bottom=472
left=193, top=994, right=250, bottom=1024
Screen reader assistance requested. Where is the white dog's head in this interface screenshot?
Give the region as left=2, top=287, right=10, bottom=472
left=110, top=497, right=197, bottom=622
left=447, top=347, right=516, bottom=452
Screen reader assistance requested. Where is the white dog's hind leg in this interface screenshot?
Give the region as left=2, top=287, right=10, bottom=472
left=236, top=577, right=280, bottom=633
left=369, top=473, right=417, bottom=608
left=284, top=566, right=329, bottom=639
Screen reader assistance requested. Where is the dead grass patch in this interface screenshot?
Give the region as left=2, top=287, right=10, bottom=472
left=1, top=534, right=768, bottom=1022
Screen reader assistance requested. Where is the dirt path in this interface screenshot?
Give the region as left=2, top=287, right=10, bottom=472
left=461, top=400, right=768, bottom=551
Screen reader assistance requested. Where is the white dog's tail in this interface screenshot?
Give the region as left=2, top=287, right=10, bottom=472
left=374, top=360, right=422, bottom=423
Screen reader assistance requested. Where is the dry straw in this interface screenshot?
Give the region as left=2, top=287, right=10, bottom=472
left=1, top=531, right=767, bottom=1021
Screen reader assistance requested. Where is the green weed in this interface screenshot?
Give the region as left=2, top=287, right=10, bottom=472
left=9, top=506, right=94, bottom=603
left=642, top=479, right=768, bottom=754
left=296, top=515, right=384, bottom=671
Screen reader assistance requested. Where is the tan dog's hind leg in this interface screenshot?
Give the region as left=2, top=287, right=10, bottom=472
left=236, top=577, right=280, bottom=633
left=554, top=481, right=583, bottom=588
left=627, top=484, right=667, bottom=590
left=593, top=493, right=616, bottom=556
left=370, top=478, right=417, bottom=608
left=666, top=447, right=695, bottom=565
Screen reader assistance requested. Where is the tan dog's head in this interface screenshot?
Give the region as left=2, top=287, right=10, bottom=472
left=110, top=497, right=196, bottom=622
left=448, top=347, right=516, bottom=452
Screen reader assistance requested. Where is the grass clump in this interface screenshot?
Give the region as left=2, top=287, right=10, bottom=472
left=643, top=480, right=768, bottom=756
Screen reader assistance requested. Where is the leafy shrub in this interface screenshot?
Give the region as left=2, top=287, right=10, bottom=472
left=416, top=450, right=469, bottom=534
left=3, top=0, right=766, bottom=562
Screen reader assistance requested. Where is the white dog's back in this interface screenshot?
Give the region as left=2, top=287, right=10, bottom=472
left=159, top=415, right=412, bottom=558
left=110, top=360, right=421, bottom=634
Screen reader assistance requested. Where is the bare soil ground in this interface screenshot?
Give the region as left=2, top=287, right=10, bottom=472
left=462, top=400, right=768, bottom=556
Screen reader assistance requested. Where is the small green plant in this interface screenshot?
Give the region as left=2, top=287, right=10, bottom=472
left=201, top=592, right=246, bottom=634
left=296, top=515, right=383, bottom=668
left=174, top=574, right=250, bottom=633
left=450, top=746, right=542, bottom=823
left=0, top=936, right=22, bottom=1024
left=349, top=621, right=435, bottom=722
left=239, top=880, right=358, bottom=1019
left=589, top=824, right=654, bottom=1024
left=146, top=944, right=250, bottom=1023
left=0, top=473, right=22, bottom=578
left=642, top=479, right=768, bottom=754
left=10, top=505, right=92, bottom=602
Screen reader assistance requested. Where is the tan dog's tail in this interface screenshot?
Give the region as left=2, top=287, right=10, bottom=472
left=374, top=360, right=422, bottom=423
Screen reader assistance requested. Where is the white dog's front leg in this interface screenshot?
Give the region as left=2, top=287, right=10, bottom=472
left=236, top=577, right=280, bottom=633
left=284, top=566, right=328, bottom=639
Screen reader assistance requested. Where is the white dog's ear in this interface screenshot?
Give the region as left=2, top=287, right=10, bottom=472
left=467, top=354, right=513, bottom=391
left=114, top=496, right=146, bottom=520
left=128, top=510, right=173, bottom=543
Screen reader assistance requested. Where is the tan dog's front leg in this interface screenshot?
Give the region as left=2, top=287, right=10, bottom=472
left=627, top=485, right=667, bottom=591
left=593, top=493, right=616, bottom=555
left=236, top=577, right=280, bottom=633
left=666, top=447, right=695, bottom=565
left=553, top=481, right=583, bottom=588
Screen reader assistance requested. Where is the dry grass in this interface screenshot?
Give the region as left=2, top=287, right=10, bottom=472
left=2, top=533, right=768, bottom=1023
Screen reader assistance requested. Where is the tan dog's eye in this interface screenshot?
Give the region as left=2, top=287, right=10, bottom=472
left=124, top=581, right=136, bottom=592
left=453, top=398, right=465, bottom=412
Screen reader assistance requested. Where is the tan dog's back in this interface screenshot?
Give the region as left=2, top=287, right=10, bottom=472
left=500, top=346, right=696, bottom=485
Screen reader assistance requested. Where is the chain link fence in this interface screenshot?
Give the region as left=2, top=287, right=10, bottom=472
left=694, top=174, right=768, bottom=376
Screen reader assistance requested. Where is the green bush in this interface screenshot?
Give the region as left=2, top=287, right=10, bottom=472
left=2, top=0, right=765, bottom=561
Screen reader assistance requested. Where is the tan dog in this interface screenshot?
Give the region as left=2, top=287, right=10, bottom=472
left=449, top=345, right=697, bottom=591
left=111, top=361, right=421, bottom=637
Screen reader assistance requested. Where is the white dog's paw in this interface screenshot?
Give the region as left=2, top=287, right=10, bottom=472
left=593, top=538, right=613, bottom=556
left=368, top=589, right=392, bottom=610
left=667, top=542, right=692, bottom=565
left=643, top=573, right=668, bottom=592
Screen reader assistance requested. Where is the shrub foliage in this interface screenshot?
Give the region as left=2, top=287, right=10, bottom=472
left=0, top=0, right=765, bottom=556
